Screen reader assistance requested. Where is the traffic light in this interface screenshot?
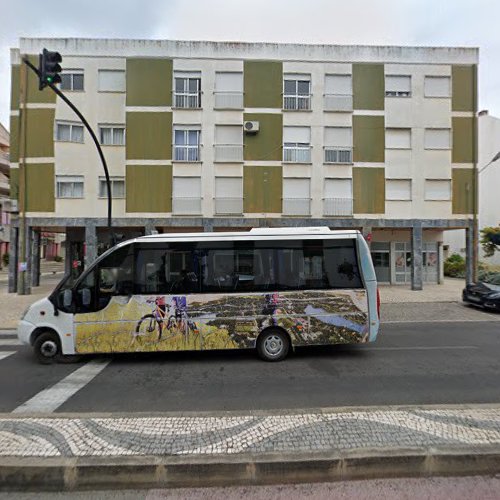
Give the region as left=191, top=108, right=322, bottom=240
left=38, top=49, right=62, bottom=90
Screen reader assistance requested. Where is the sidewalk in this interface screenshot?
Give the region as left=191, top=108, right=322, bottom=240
left=1, top=404, right=500, bottom=489
left=379, top=278, right=465, bottom=303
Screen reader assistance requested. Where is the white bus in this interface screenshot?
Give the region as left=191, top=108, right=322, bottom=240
left=18, top=227, right=380, bottom=363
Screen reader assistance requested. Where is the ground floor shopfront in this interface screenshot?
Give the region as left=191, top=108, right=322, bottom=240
left=8, top=217, right=474, bottom=294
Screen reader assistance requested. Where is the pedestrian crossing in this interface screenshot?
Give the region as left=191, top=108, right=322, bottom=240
left=0, top=330, right=21, bottom=359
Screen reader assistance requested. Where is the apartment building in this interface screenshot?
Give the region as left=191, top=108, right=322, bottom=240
left=8, top=38, right=478, bottom=292
left=0, top=122, right=11, bottom=270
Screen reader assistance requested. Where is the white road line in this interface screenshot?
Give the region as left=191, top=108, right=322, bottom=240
left=0, top=339, right=21, bottom=346
left=12, top=359, right=111, bottom=414
left=0, top=330, right=17, bottom=337
left=0, top=352, right=15, bottom=361
left=362, top=346, right=478, bottom=351
left=383, top=318, right=500, bottom=324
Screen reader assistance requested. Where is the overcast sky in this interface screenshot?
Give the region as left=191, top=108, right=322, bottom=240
left=1, top=0, right=499, bottom=128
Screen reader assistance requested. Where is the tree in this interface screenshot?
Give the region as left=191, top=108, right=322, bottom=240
left=480, top=226, right=500, bottom=257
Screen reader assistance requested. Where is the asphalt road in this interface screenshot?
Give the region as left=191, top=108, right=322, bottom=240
left=0, top=320, right=499, bottom=413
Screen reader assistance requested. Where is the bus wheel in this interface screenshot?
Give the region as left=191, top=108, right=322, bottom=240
left=257, top=329, right=290, bottom=362
left=33, top=331, right=61, bottom=365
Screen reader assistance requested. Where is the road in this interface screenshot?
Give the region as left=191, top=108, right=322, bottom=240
left=0, top=319, right=499, bottom=413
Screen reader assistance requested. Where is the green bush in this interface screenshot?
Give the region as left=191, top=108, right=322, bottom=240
left=53, top=255, right=63, bottom=263
left=2, top=253, right=9, bottom=266
left=444, top=253, right=465, bottom=278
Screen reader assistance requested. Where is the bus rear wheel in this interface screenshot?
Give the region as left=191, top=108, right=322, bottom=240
left=33, top=331, right=61, bottom=365
left=257, top=329, right=290, bottom=362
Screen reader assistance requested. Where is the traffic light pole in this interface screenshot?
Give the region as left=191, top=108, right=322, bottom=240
left=22, top=57, right=114, bottom=243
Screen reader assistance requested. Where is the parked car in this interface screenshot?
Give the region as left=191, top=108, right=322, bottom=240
left=463, top=274, right=500, bottom=311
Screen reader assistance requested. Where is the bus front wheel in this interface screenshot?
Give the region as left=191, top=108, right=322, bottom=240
left=257, top=328, right=290, bottom=362
left=33, top=331, right=61, bottom=365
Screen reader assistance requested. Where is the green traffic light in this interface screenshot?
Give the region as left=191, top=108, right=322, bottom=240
left=47, top=77, right=53, bottom=82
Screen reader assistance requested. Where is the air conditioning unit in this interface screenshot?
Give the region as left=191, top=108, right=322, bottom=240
left=244, top=121, right=259, bottom=134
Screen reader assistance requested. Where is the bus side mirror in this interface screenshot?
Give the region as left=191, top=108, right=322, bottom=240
left=82, top=288, right=91, bottom=306
left=63, top=289, right=73, bottom=308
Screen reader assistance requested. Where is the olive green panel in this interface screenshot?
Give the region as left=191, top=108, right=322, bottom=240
left=353, top=115, right=385, bottom=163
left=126, top=112, right=172, bottom=160
left=10, top=65, right=20, bottom=110
left=25, top=108, right=55, bottom=158
left=243, top=165, right=282, bottom=213
left=452, top=168, right=474, bottom=214
left=9, top=168, right=19, bottom=200
left=25, top=163, right=54, bottom=212
left=352, top=64, right=385, bottom=110
left=243, top=113, right=282, bottom=161
left=25, top=55, right=56, bottom=104
left=452, top=65, right=476, bottom=112
left=126, top=164, right=172, bottom=213
left=244, top=61, right=283, bottom=108
left=353, top=167, right=385, bottom=214
left=126, top=58, right=172, bottom=106
left=452, top=116, right=476, bottom=163
left=9, top=115, right=19, bottom=163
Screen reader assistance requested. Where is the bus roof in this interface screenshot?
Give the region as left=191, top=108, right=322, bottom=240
left=131, top=227, right=361, bottom=244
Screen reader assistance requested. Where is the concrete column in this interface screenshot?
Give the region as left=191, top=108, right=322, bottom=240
left=203, top=219, right=214, bottom=232
left=64, top=236, right=71, bottom=276
left=144, top=221, right=156, bottom=236
left=465, top=223, right=474, bottom=285
left=31, top=230, right=41, bottom=287
left=437, top=241, right=444, bottom=285
left=23, top=226, right=33, bottom=295
left=411, top=224, right=423, bottom=291
left=84, top=223, right=98, bottom=269
left=8, top=225, right=18, bottom=293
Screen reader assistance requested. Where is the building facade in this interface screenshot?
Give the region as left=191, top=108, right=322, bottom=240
left=0, top=122, right=11, bottom=270
left=445, top=111, right=500, bottom=265
left=8, top=38, right=478, bottom=292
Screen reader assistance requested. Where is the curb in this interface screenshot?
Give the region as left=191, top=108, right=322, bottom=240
left=1, top=446, right=500, bottom=491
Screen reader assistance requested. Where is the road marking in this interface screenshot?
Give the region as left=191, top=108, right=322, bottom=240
left=383, top=318, right=500, bottom=324
left=362, top=346, right=478, bottom=351
left=0, top=339, right=21, bottom=346
left=12, top=359, right=111, bottom=414
left=0, top=352, right=15, bottom=361
left=0, top=330, right=17, bottom=337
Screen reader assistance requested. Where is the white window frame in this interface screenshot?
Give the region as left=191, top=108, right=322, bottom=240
left=323, top=178, right=353, bottom=216
left=385, top=128, right=412, bottom=150
left=172, top=176, right=202, bottom=214
left=214, top=72, right=243, bottom=109
left=98, top=177, right=125, bottom=199
left=424, top=76, right=451, bottom=98
left=214, top=177, right=243, bottom=214
left=283, top=178, right=311, bottom=216
left=55, top=121, right=84, bottom=143
left=324, top=74, right=353, bottom=111
left=98, top=70, right=126, bottom=92
left=173, top=127, right=201, bottom=162
left=424, top=179, right=452, bottom=201
left=324, top=127, right=353, bottom=164
left=60, top=70, right=84, bottom=92
left=386, top=179, right=412, bottom=201
left=424, top=128, right=451, bottom=150
left=385, top=75, right=411, bottom=97
left=283, top=127, right=311, bottom=163
left=98, top=125, right=126, bottom=146
left=283, top=75, right=311, bottom=111
left=174, top=73, right=202, bottom=109
left=56, top=176, right=84, bottom=199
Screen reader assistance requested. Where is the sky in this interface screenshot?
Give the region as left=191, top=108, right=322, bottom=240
left=1, top=0, right=499, bottom=128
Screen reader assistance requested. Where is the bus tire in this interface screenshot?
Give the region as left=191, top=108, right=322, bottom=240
left=257, top=328, right=290, bottom=362
left=33, top=331, right=61, bottom=365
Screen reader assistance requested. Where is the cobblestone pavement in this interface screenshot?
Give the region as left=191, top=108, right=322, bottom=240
left=1, top=406, right=500, bottom=458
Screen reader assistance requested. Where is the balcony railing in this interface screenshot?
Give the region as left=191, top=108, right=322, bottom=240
left=283, top=198, right=311, bottom=216
left=324, top=94, right=353, bottom=112
left=323, top=197, right=353, bottom=216
left=174, top=145, right=201, bottom=162
left=214, top=92, right=243, bottom=109
left=283, top=145, right=311, bottom=163
left=0, top=152, right=9, bottom=175
left=172, top=197, right=202, bottom=215
left=283, top=95, right=311, bottom=110
left=214, top=144, right=243, bottom=162
left=215, top=198, right=243, bottom=215
left=174, top=92, right=201, bottom=109
left=324, top=147, right=353, bottom=164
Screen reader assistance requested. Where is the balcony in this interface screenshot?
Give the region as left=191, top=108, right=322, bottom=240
left=0, top=152, right=9, bottom=176
left=214, top=144, right=243, bottom=163
left=283, top=145, right=311, bottom=163
left=215, top=198, right=243, bottom=215
left=323, top=197, right=353, bottom=216
left=174, top=145, right=201, bottom=162
left=172, top=197, right=202, bottom=215
left=323, top=94, right=353, bottom=112
left=324, top=147, right=353, bottom=164
left=214, top=92, right=243, bottom=109
left=283, top=95, right=311, bottom=111
left=283, top=198, right=311, bottom=216
left=173, top=93, right=201, bottom=109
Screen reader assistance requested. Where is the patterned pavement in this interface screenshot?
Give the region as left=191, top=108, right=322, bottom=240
left=1, top=406, right=500, bottom=458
